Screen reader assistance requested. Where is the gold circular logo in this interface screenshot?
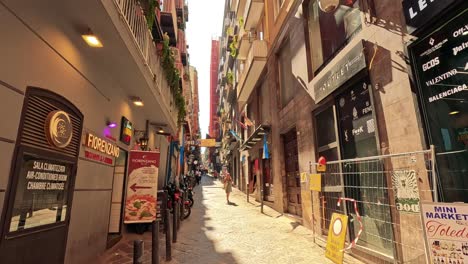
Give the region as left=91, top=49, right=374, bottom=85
left=45, top=110, right=73, bottom=148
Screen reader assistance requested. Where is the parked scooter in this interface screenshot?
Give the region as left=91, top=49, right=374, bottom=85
left=165, top=182, right=191, bottom=219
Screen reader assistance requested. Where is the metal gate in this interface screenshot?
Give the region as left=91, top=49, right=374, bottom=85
left=309, top=148, right=436, bottom=263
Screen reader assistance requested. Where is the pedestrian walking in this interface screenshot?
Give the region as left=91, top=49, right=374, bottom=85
left=223, top=172, right=233, bottom=204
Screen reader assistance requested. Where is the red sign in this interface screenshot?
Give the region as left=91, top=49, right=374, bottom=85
left=124, top=151, right=160, bottom=224
left=84, top=150, right=113, bottom=165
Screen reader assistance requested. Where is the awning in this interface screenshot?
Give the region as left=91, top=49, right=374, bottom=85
left=240, top=124, right=270, bottom=151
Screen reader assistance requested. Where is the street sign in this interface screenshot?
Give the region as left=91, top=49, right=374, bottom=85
left=325, top=213, right=348, bottom=264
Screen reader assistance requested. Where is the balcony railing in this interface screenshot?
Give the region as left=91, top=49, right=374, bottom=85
left=113, top=0, right=178, bottom=126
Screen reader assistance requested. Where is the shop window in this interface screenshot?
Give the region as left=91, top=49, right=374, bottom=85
left=278, top=40, right=296, bottom=108
left=410, top=8, right=468, bottom=202
left=9, top=154, right=71, bottom=232
left=305, top=0, right=362, bottom=76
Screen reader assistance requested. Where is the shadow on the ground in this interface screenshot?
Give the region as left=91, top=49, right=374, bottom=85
left=227, top=202, right=238, bottom=206
left=98, top=175, right=239, bottom=264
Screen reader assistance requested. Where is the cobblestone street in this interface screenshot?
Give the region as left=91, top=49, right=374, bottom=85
left=100, top=175, right=363, bottom=264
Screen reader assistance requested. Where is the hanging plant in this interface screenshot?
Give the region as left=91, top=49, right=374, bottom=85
left=239, top=17, right=244, bottom=29
left=144, top=0, right=158, bottom=30
left=229, top=36, right=238, bottom=58
left=226, top=71, right=234, bottom=85
left=226, top=26, right=234, bottom=36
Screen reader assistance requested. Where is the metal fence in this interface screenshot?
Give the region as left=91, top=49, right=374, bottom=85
left=309, top=147, right=436, bottom=264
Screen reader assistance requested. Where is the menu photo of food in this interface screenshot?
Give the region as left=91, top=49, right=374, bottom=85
left=430, top=240, right=468, bottom=264
left=124, top=151, right=160, bottom=224
left=125, top=194, right=157, bottom=222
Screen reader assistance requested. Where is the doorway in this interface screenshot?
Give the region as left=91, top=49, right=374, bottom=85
left=107, top=149, right=128, bottom=248
left=283, top=128, right=302, bottom=217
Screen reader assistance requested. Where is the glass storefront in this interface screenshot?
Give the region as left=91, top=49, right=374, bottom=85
left=410, top=8, right=468, bottom=202
left=315, top=77, right=394, bottom=257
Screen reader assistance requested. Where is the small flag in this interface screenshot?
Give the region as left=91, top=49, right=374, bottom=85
left=244, top=116, right=254, bottom=127
left=262, top=134, right=269, bottom=159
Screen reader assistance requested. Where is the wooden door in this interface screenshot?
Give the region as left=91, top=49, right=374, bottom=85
left=283, top=128, right=302, bottom=216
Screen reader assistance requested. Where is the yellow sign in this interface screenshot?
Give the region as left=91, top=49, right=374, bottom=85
left=300, top=172, right=307, bottom=183
left=199, top=139, right=217, bottom=147
left=309, top=173, right=321, bottom=191
left=325, top=213, right=348, bottom=264
left=317, top=164, right=326, bottom=172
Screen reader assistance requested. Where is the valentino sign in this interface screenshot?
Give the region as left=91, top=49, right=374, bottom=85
left=85, top=132, right=120, bottom=158
left=45, top=110, right=73, bottom=148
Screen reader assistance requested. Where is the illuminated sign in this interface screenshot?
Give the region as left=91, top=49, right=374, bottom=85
left=120, top=116, right=133, bottom=145
left=85, top=132, right=120, bottom=158
left=45, top=110, right=73, bottom=148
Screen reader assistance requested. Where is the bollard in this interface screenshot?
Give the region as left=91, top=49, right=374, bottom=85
left=152, top=220, right=159, bottom=264
left=172, top=203, right=178, bottom=243
left=133, top=240, right=144, bottom=264
left=165, top=209, right=172, bottom=261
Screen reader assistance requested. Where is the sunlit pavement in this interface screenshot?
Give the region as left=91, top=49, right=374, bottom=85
left=100, top=176, right=360, bottom=264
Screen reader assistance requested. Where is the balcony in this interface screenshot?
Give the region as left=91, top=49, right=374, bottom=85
left=237, top=40, right=267, bottom=108
left=161, top=0, right=178, bottom=46
left=230, top=0, right=239, bottom=12
left=177, top=29, right=187, bottom=65
left=237, top=27, right=252, bottom=60
left=243, top=0, right=264, bottom=30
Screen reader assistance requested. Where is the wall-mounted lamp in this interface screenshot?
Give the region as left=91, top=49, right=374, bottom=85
left=449, top=111, right=460, bottom=115
left=82, top=29, right=103, bottom=48
left=139, top=136, right=149, bottom=150
left=107, top=121, right=118, bottom=128
left=130, top=96, right=144, bottom=106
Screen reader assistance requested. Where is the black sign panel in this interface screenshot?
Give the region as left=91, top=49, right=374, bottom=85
left=410, top=9, right=468, bottom=202
left=9, top=155, right=71, bottom=232
left=336, top=78, right=378, bottom=159
left=314, top=41, right=366, bottom=103
left=411, top=10, right=467, bottom=106
left=120, top=116, right=133, bottom=145
left=402, top=0, right=460, bottom=33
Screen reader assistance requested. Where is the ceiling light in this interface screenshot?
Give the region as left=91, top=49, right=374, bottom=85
left=449, top=110, right=460, bottom=115
left=82, top=29, right=103, bottom=48
left=158, top=128, right=164, bottom=133
left=130, top=96, right=144, bottom=106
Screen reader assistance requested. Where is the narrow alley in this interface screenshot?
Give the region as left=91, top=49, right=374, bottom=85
left=101, top=175, right=360, bottom=264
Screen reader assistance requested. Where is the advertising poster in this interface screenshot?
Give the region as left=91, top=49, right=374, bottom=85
left=391, top=170, right=420, bottom=213
left=325, top=213, right=349, bottom=264
left=124, top=151, right=160, bottom=224
left=421, top=202, right=468, bottom=264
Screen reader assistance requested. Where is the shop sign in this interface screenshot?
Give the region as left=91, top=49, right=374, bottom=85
left=120, top=116, right=133, bottom=145
left=402, top=0, right=460, bottom=33
left=421, top=202, right=468, bottom=263
left=325, top=213, right=348, bottom=264
left=45, top=110, right=73, bottom=148
left=124, top=151, right=160, bottom=224
left=411, top=10, right=468, bottom=105
left=391, top=170, right=420, bottom=213
left=314, top=41, right=366, bottom=103
left=84, top=132, right=120, bottom=158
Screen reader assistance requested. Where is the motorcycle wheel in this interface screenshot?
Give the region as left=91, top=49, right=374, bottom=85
left=188, top=197, right=194, bottom=208
left=183, top=204, right=191, bottom=219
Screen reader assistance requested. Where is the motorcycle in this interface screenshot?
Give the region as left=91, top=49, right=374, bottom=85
left=165, top=182, right=191, bottom=219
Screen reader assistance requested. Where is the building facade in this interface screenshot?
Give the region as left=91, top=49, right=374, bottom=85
left=0, top=0, right=192, bottom=263
left=217, top=0, right=467, bottom=263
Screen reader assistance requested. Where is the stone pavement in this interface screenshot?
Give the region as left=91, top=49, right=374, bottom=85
left=99, top=176, right=362, bottom=264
